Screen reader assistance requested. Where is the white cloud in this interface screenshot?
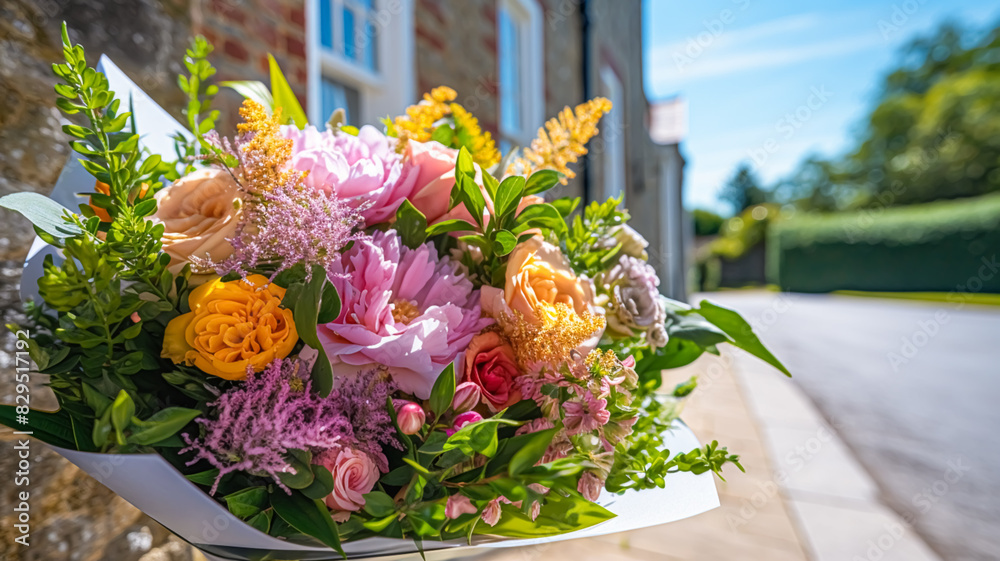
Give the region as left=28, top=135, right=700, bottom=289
left=652, top=33, right=884, bottom=89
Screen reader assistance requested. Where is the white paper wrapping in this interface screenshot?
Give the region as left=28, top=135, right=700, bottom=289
left=27, top=57, right=720, bottom=560
left=55, top=420, right=717, bottom=560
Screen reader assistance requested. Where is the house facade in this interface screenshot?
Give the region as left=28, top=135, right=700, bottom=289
left=1, top=0, right=687, bottom=298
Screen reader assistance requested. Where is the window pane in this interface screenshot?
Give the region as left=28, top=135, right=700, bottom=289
left=343, top=7, right=356, bottom=60
left=321, top=78, right=361, bottom=126
left=362, top=18, right=376, bottom=71
left=319, top=0, right=333, bottom=49
left=498, top=8, right=522, bottom=135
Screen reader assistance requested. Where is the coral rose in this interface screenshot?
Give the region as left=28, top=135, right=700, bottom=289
left=162, top=274, right=297, bottom=380
left=463, top=331, right=521, bottom=412
left=318, top=448, right=379, bottom=522
left=150, top=169, right=241, bottom=273
left=481, top=236, right=595, bottom=326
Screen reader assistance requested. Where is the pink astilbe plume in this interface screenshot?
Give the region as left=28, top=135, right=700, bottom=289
left=326, top=367, right=405, bottom=473
left=213, top=101, right=367, bottom=279
left=180, top=358, right=399, bottom=494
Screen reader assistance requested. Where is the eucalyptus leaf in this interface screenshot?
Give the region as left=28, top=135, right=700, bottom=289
left=0, top=193, right=82, bottom=238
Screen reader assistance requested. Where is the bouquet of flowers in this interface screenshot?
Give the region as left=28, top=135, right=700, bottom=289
left=1, top=28, right=789, bottom=559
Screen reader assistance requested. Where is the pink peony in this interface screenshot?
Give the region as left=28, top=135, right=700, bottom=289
left=318, top=230, right=493, bottom=398
left=463, top=332, right=521, bottom=412
left=283, top=125, right=417, bottom=226
left=394, top=400, right=426, bottom=435
left=318, top=448, right=379, bottom=522
left=447, top=411, right=483, bottom=436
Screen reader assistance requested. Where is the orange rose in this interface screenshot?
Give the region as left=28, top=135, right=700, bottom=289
left=482, top=236, right=594, bottom=326
left=150, top=169, right=241, bottom=273
left=162, top=274, right=297, bottom=380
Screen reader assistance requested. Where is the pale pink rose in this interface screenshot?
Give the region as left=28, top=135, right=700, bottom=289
left=319, top=448, right=379, bottom=520
left=480, top=236, right=597, bottom=326
left=577, top=472, right=604, bottom=502
left=445, top=494, right=478, bottom=519
left=150, top=168, right=240, bottom=273
left=528, top=500, right=541, bottom=521
left=464, top=332, right=522, bottom=412
left=481, top=497, right=503, bottom=526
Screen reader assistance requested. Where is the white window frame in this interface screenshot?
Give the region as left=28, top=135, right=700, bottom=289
left=306, top=0, right=415, bottom=127
left=497, top=0, right=544, bottom=149
left=599, top=64, right=626, bottom=206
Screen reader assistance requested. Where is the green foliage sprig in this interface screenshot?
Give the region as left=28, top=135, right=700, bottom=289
left=563, top=196, right=629, bottom=278
left=396, top=147, right=567, bottom=286
left=171, top=35, right=222, bottom=177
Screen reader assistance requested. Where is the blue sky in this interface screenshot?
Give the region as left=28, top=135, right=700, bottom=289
left=642, top=0, right=1000, bottom=214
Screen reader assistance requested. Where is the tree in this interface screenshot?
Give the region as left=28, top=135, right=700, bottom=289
left=776, top=20, right=1000, bottom=210
left=718, top=163, right=767, bottom=215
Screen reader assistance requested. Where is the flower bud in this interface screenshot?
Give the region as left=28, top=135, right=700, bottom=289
left=447, top=411, right=483, bottom=436
left=394, top=400, right=426, bottom=435
left=451, top=382, right=482, bottom=413
left=611, top=225, right=649, bottom=260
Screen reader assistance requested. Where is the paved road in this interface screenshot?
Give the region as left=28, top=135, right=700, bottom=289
left=697, top=291, right=1000, bottom=561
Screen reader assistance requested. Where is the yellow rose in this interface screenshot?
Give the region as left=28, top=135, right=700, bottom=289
left=482, top=236, right=594, bottom=325
left=162, top=274, right=297, bottom=380
left=150, top=169, right=241, bottom=273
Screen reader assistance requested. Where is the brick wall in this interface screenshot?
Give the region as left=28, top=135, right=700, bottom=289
left=197, top=0, right=307, bottom=133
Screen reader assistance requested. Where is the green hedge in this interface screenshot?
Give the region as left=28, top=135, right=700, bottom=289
left=768, top=194, right=1000, bottom=293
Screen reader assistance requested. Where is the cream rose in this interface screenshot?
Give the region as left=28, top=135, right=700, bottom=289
left=482, top=236, right=595, bottom=325
left=150, top=169, right=241, bottom=273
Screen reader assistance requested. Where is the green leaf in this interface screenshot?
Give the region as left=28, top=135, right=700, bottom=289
left=278, top=449, right=315, bottom=489
left=110, top=390, right=134, bottom=446
left=513, top=202, right=567, bottom=235
left=301, top=465, right=335, bottom=500
left=508, top=428, right=558, bottom=476
left=221, top=80, right=275, bottom=112
left=224, top=486, right=269, bottom=520
left=395, top=200, right=428, bottom=250
left=268, top=54, right=308, bottom=128
left=524, top=169, right=564, bottom=195
left=270, top=489, right=344, bottom=556
left=362, top=491, right=397, bottom=517
left=425, top=218, right=478, bottom=237
left=185, top=468, right=220, bottom=486
left=494, top=175, right=525, bottom=220
left=689, top=301, right=790, bottom=376
left=290, top=266, right=337, bottom=395
left=444, top=417, right=502, bottom=458
left=430, top=124, right=455, bottom=145
left=428, top=363, right=456, bottom=417
left=493, top=230, right=518, bottom=255
left=0, top=406, right=77, bottom=449
left=0, top=193, right=82, bottom=238
left=128, top=407, right=201, bottom=446
left=667, top=314, right=729, bottom=348
left=475, top=492, right=614, bottom=538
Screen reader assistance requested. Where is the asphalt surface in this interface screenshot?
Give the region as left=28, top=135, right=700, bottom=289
left=698, top=291, right=1000, bottom=561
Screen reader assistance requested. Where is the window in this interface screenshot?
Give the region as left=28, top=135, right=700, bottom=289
left=497, top=0, right=543, bottom=150
left=318, top=0, right=377, bottom=72
left=306, top=0, right=414, bottom=127
left=599, top=65, right=626, bottom=205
